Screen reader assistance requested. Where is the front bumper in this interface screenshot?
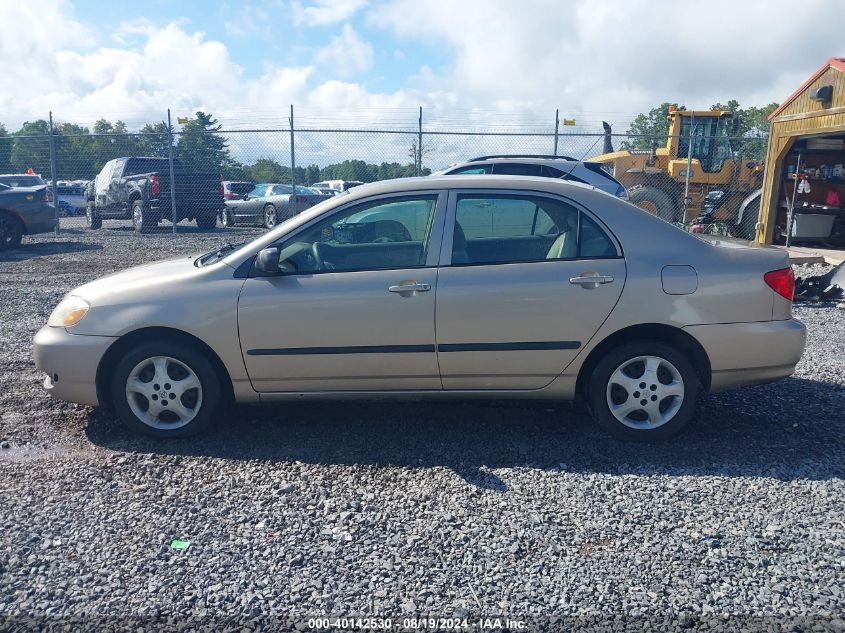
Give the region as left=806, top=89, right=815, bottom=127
left=684, top=318, right=806, bottom=392
left=33, top=326, right=117, bottom=406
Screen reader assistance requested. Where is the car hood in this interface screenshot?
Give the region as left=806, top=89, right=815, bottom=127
left=71, top=255, right=210, bottom=304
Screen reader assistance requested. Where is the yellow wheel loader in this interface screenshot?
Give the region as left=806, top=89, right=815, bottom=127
left=591, top=108, right=765, bottom=237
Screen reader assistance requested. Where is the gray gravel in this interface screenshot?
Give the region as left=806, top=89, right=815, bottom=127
left=1, top=223, right=844, bottom=630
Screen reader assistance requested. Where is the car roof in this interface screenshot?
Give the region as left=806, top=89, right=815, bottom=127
left=457, top=157, right=599, bottom=167
left=340, top=174, right=599, bottom=199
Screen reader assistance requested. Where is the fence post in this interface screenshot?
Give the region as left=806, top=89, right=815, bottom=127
left=167, top=109, right=177, bottom=234
left=48, top=111, right=59, bottom=236
left=417, top=106, right=423, bottom=176
left=289, top=105, right=296, bottom=193
left=553, top=109, right=560, bottom=156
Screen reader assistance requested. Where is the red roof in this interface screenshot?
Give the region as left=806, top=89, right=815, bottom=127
left=769, top=57, right=845, bottom=120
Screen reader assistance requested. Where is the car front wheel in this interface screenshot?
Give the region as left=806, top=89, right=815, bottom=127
left=587, top=341, right=700, bottom=440
left=263, top=204, right=278, bottom=229
left=110, top=340, right=222, bottom=438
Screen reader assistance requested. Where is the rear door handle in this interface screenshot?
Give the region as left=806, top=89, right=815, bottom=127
left=569, top=274, right=614, bottom=288
left=389, top=282, right=431, bottom=294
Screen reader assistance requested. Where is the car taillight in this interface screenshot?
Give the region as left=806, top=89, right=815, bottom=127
left=41, top=190, right=50, bottom=203
left=764, top=267, right=795, bottom=301
left=220, top=181, right=225, bottom=195
left=150, top=174, right=160, bottom=195
left=224, top=191, right=236, bottom=198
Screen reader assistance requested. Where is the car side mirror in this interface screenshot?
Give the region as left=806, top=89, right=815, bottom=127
left=255, top=247, right=280, bottom=274
left=242, top=194, right=249, bottom=201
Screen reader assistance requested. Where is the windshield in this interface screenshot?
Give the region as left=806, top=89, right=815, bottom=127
left=0, top=175, right=45, bottom=187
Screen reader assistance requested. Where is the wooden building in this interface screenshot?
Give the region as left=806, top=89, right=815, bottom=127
left=757, top=57, right=845, bottom=247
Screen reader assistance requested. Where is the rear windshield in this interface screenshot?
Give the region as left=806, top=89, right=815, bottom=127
left=57, top=185, right=85, bottom=195
left=0, top=175, right=45, bottom=187
left=124, top=158, right=172, bottom=176
left=227, top=182, right=254, bottom=195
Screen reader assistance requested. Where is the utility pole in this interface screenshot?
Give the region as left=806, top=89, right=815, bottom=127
left=290, top=105, right=296, bottom=193
left=48, top=111, right=59, bottom=236
left=553, top=109, right=560, bottom=156
left=417, top=106, right=423, bottom=176
left=167, top=109, right=177, bottom=233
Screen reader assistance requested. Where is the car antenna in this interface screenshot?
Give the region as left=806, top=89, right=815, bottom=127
left=563, top=132, right=605, bottom=180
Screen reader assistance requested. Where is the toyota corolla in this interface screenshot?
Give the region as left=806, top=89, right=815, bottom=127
left=33, top=176, right=806, bottom=440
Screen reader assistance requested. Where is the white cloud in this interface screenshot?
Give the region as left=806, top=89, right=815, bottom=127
left=314, top=25, right=374, bottom=77
left=370, top=0, right=845, bottom=129
left=293, top=0, right=368, bottom=26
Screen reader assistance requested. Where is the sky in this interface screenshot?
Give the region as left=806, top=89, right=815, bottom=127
left=1, top=0, right=843, bottom=165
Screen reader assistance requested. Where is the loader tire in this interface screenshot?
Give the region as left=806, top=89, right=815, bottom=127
left=628, top=186, right=677, bottom=222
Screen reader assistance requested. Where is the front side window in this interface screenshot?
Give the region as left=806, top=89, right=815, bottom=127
left=276, top=195, right=439, bottom=274
left=249, top=184, right=268, bottom=197
left=270, top=184, right=293, bottom=195
left=451, top=194, right=615, bottom=265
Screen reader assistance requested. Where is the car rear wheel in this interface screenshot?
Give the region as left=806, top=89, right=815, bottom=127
left=86, top=202, right=102, bottom=230
left=132, top=200, right=156, bottom=234
left=195, top=211, right=217, bottom=230
left=0, top=212, right=23, bottom=250
left=110, top=340, right=222, bottom=438
left=263, top=204, right=278, bottom=229
left=220, top=208, right=235, bottom=227
left=587, top=341, right=700, bottom=440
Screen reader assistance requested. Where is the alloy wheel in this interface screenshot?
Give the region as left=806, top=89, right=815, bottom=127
left=125, top=356, right=203, bottom=430
left=605, top=355, right=684, bottom=429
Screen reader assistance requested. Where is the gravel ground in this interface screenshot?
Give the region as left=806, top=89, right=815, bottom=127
left=1, top=224, right=844, bottom=631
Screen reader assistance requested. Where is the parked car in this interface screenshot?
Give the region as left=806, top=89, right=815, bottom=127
left=0, top=182, right=56, bottom=250
left=34, top=175, right=806, bottom=440
left=85, top=157, right=223, bottom=233
left=438, top=155, right=629, bottom=200
left=222, top=180, right=254, bottom=201
left=311, top=179, right=364, bottom=193
left=55, top=182, right=87, bottom=214
left=0, top=173, right=48, bottom=188
left=220, top=183, right=331, bottom=228
left=310, top=186, right=340, bottom=197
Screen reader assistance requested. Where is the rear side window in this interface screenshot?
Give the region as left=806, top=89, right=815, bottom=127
left=447, top=165, right=491, bottom=175
left=124, top=158, right=169, bottom=176
left=227, top=182, right=254, bottom=195
left=451, top=194, right=617, bottom=265
left=578, top=214, right=617, bottom=258
left=491, top=163, right=542, bottom=176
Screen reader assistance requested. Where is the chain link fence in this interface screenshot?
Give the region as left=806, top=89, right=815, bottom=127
left=0, top=109, right=769, bottom=241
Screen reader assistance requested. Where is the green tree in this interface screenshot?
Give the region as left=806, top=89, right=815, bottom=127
left=177, top=111, right=230, bottom=174
left=92, top=119, right=141, bottom=169
left=137, top=122, right=172, bottom=158
left=10, top=120, right=51, bottom=175
left=54, top=123, right=95, bottom=179
left=622, top=102, right=686, bottom=149
left=709, top=100, right=778, bottom=160
left=304, top=163, right=321, bottom=185
left=0, top=124, right=11, bottom=173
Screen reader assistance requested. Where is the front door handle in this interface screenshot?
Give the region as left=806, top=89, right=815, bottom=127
left=389, top=282, right=431, bottom=295
left=569, top=273, right=614, bottom=288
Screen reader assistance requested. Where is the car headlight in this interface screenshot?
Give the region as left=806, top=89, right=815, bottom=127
left=48, top=296, right=90, bottom=328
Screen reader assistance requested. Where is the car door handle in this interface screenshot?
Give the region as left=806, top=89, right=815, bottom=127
left=569, top=274, right=614, bottom=287
left=388, top=282, right=431, bottom=294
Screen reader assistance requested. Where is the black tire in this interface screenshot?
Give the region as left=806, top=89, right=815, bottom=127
left=263, top=204, right=278, bottom=229
left=86, top=202, right=102, bottom=230
left=587, top=340, right=701, bottom=441
left=110, top=339, right=223, bottom=438
left=220, top=207, right=235, bottom=227
left=628, top=186, right=677, bottom=222
left=195, top=211, right=217, bottom=230
left=132, top=199, right=156, bottom=234
left=0, top=212, right=23, bottom=251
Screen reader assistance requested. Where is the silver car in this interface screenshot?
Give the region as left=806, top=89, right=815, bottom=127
left=220, top=183, right=330, bottom=229
left=33, top=176, right=806, bottom=440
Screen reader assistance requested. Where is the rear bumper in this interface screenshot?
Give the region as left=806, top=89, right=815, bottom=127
left=685, top=318, right=806, bottom=392
left=23, top=204, right=58, bottom=235
left=33, top=326, right=117, bottom=406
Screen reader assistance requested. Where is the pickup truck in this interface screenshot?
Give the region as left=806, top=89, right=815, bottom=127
left=85, top=157, right=223, bottom=233
left=0, top=182, right=56, bottom=250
